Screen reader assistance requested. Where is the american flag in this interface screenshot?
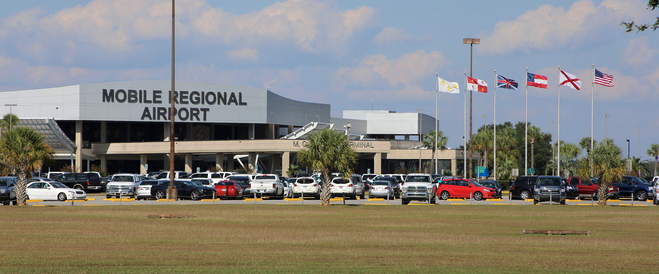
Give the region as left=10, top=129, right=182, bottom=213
left=594, top=69, right=614, bottom=87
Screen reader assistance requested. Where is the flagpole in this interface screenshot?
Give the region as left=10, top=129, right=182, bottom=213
left=525, top=67, right=528, bottom=176
left=493, top=70, right=497, bottom=181
left=591, top=64, right=595, bottom=177
left=435, top=72, right=439, bottom=175
left=557, top=66, right=561, bottom=178
left=464, top=72, right=467, bottom=177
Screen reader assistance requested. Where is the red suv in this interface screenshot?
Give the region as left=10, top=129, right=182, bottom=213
left=435, top=178, right=497, bottom=201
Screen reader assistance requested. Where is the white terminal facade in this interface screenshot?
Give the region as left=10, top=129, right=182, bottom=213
left=0, top=81, right=472, bottom=176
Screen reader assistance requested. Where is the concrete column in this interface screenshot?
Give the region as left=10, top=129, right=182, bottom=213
left=248, top=124, right=255, bottom=140
left=374, top=152, right=382, bottom=174
left=100, top=121, right=107, bottom=143
left=267, top=124, right=275, bottom=139
left=288, top=125, right=294, bottom=134
left=282, top=152, right=290, bottom=177
left=185, top=153, right=193, bottom=173
left=451, top=158, right=457, bottom=176
left=274, top=125, right=280, bottom=139
left=227, top=154, right=235, bottom=171
left=140, top=154, right=148, bottom=174
left=248, top=152, right=257, bottom=171
left=215, top=153, right=224, bottom=171
left=75, top=121, right=82, bottom=172
left=100, top=154, right=107, bottom=171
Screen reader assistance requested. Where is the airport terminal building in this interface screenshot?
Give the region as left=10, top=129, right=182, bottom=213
left=0, top=81, right=470, bottom=176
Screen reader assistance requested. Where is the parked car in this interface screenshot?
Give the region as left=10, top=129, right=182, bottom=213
left=612, top=176, right=653, bottom=201
left=191, top=172, right=236, bottom=185
left=509, top=176, right=538, bottom=200
left=155, top=171, right=190, bottom=180
left=330, top=177, right=356, bottom=199
left=26, top=181, right=86, bottom=201
left=281, top=181, right=292, bottom=198
left=400, top=173, right=434, bottom=205
left=368, top=180, right=395, bottom=199
left=191, top=178, right=215, bottom=189
left=214, top=180, right=244, bottom=199
left=435, top=178, right=496, bottom=201
left=228, top=175, right=252, bottom=198
left=562, top=177, right=579, bottom=199
left=135, top=180, right=162, bottom=200
left=361, top=174, right=378, bottom=190
left=54, top=173, right=102, bottom=192
left=479, top=180, right=502, bottom=198
left=292, top=177, right=320, bottom=199
left=585, top=178, right=620, bottom=200
left=150, top=180, right=215, bottom=200
left=375, top=176, right=400, bottom=198
left=106, top=174, right=141, bottom=198
left=350, top=174, right=365, bottom=199
left=0, top=177, right=17, bottom=205
left=532, top=176, right=566, bottom=205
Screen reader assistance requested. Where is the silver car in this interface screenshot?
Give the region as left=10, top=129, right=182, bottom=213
left=135, top=180, right=163, bottom=200
left=369, top=180, right=394, bottom=199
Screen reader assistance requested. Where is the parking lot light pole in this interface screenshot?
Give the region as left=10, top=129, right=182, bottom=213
left=416, top=109, right=422, bottom=172
left=605, top=114, right=610, bottom=140
left=168, top=0, right=178, bottom=201
left=463, top=38, right=479, bottom=179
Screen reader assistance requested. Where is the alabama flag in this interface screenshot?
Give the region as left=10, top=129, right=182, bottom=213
left=466, top=76, right=487, bottom=93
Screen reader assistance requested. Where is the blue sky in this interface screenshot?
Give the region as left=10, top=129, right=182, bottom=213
left=0, top=0, right=657, bottom=160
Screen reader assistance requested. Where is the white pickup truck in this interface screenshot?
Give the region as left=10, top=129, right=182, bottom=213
left=106, top=174, right=141, bottom=198
left=249, top=174, right=284, bottom=199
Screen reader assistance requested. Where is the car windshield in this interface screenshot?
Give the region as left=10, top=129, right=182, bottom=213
left=192, top=179, right=211, bottom=185
left=191, top=174, right=207, bottom=178
left=363, top=175, right=377, bottom=180
left=537, top=178, right=561, bottom=186
left=630, top=176, right=650, bottom=185
left=0, top=180, right=7, bottom=187
left=406, top=175, right=430, bottom=182
left=255, top=175, right=276, bottom=180
left=297, top=179, right=315, bottom=184
left=372, top=181, right=389, bottom=186
left=480, top=182, right=495, bottom=188
left=140, top=181, right=159, bottom=186
left=333, top=179, right=350, bottom=184
left=51, top=182, right=68, bottom=188
left=469, top=180, right=482, bottom=187
left=112, top=175, right=134, bottom=182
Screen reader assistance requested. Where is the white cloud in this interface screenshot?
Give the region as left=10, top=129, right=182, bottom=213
left=622, top=36, right=657, bottom=67
left=226, top=48, right=259, bottom=62
left=334, top=50, right=448, bottom=100
left=479, top=0, right=653, bottom=55
left=373, top=27, right=431, bottom=44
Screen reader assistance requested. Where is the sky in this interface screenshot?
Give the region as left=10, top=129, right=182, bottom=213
left=0, top=0, right=657, bottom=160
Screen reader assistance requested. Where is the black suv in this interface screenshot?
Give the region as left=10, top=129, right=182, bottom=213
left=0, top=177, right=17, bottom=205
left=55, top=173, right=102, bottom=192
left=509, top=176, right=538, bottom=200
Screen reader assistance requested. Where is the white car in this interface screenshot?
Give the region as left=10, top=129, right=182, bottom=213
left=135, top=179, right=164, bottom=200
left=292, top=177, right=319, bottom=199
left=26, top=181, right=86, bottom=201
left=281, top=181, right=292, bottom=198
left=330, top=177, right=356, bottom=199
left=190, top=172, right=236, bottom=185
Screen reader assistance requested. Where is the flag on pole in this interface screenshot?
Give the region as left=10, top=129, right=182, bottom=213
left=527, top=72, right=548, bottom=89
left=496, top=74, right=518, bottom=90
left=467, top=76, right=488, bottom=93
left=559, top=70, right=582, bottom=90
left=594, top=69, right=614, bottom=87
left=437, top=76, right=460, bottom=94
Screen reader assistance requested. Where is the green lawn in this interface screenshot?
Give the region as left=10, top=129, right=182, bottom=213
left=1, top=204, right=657, bottom=273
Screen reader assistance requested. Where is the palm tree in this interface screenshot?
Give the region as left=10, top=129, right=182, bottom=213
left=629, top=157, right=650, bottom=178
left=527, top=125, right=541, bottom=170
left=422, top=130, right=447, bottom=173
left=577, top=139, right=625, bottom=206
left=558, top=142, right=580, bottom=177
left=579, top=137, right=596, bottom=156
left=647, top=144, right=659, bottom=176
left=0, top=113, right=20, bottom=131
left=286, top=164, right=301, bottom=178
left=298, top=129, right=357, bottom=205
left=0, top=126, right=53, bottom=206
left=472, top=128, right=493, bottom=169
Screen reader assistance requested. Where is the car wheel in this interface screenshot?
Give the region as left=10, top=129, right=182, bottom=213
left=58, top=193, right=67, bottom=201
left=636, top=190, right=647, bottom=201
left=155, top=190, right=166, bottom=200
left=533, top=199, right=538, bottom=205
left=520, top=190, right=531, bottom=200
left=190, top=190, right=201, bottom=201
left=560, top=200, right=566, bottom=205
left=473, top=192, right=483, bottom=201
left=401, top=199, right=409, bottom=205
left=440, top=191, right=450, bottom=200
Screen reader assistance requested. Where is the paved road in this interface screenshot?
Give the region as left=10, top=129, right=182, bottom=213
left=15, top=192, right=657, bottom=207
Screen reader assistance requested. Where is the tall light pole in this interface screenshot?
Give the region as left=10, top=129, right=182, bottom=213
left=463, top=38, right=480, bottom=179
left=638, top=130, right=641, bottom=158
left=168, top=0, right=178, bottom=200
left=4, top=104, right=17, bottom=131
left=627, top=139, right=630, bottom=159
left=549, top=120, right=554, bottom=175
left=416, top=109, right=422, bottom=172
left=605, top=114, right=610, bottom=140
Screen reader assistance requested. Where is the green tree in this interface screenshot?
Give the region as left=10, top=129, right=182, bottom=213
left=422, top=130, right=447, bottom=173
left=472, top=128, right=492, bottom=169
left=493, top=125, right=519, bottom=180
left=630, top=157, right=651, bottom=179
left=577, top=139, right=626, bottom=206
left=286, top=164, right=301, bottom=178
left=647, top=143, right=659, bottom=176
left=0, top=127, right=53, bottom=206
left=0, top=113, right=20, bottom=131
left=622, top=0, right=659, bottom=32
left=298, top=129, right=357, bottom=205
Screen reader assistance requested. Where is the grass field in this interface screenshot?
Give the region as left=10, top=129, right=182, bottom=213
left=1, top=204, right=658, bottom=273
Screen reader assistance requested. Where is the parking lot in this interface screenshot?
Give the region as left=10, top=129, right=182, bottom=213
left=21, top=191, right=656, bottom=207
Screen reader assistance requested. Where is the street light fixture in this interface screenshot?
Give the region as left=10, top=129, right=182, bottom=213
left=416, top=109, right=423, bottom=172
left=4, top=104, right=17, bottom=131
left=463, top=38, right=480, bottom=179
left=605, top=114, right=610, bottom=140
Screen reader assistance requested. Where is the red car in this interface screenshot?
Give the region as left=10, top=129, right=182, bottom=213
left=568, top=177, right=619, bottom=199
left=214, top=180, right=244, bottom=199
left=435, top=178, right=496, bottom=201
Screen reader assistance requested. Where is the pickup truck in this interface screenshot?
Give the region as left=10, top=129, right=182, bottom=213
left=613, top=176, right=654, bottom=201
left=106, top=174, right=141, bottom=198
left=54, top=173, right=102, bottom=192
left=400, top=173, right=434, bottom=205
left=249, top=174, right=284, bottom=198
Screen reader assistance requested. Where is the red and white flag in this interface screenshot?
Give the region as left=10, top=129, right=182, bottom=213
left=559, top=70, right=581, bottom=90
left=466, top=76, right=487, bottom=93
